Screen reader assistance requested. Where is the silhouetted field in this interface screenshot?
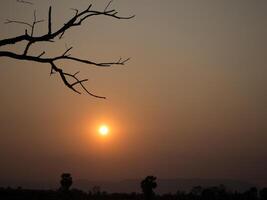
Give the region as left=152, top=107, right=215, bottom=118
left=1, top=185, right=267, bottom=200
left=0, top=175, right=266, bottom=200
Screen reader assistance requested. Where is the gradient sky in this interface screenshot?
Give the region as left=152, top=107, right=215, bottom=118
left=0, top=0, right=267, bottom=187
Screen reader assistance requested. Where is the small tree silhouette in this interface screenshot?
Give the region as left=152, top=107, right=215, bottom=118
left=60, top=173, right=73, bottom=191
left=141, top=176, right=157, bottom=200
left=244, top=187, right=258, bottom=200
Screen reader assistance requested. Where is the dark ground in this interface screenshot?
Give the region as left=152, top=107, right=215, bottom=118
left=0, top=185, right=266, bottom=200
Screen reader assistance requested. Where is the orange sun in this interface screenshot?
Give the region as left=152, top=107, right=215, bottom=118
left=98, top=125, right=109, bottom=136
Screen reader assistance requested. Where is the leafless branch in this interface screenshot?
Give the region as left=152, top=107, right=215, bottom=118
left=104, top=0, right=114, bottom=12
left=48, top=6, right=52, bottom=35
left=0, top=2, right=134, bottom=98
left=1, top=2, right=134, bottom=47
left=0, top=50, right=130, bottom=98
left=37, top=51, right=45, bottom=58
left=63, top=46, right=73, bottom=56
left=70, top=8, right=79, bottom=16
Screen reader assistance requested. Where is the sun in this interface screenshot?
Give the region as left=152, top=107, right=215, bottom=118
left=98, top=125, right=109, bottom=136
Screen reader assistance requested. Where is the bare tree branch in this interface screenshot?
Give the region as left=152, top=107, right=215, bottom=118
left=0, top=50, right=130, bottom=98
left=37, top=51, right=45, bottom=58
left=1, top=2, right=134, bottom=47
left=0, top=1, right=134, bottom=98
left=62, top=45, right=73, bottom=57
left=48, top=6, right=52, bottom=35
left=104, top=0, right=114, bottom=12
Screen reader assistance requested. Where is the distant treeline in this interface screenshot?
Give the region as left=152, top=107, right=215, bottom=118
left=0, top=185, right=267, bottom=200
left=0, top=174, right=266, bottom=200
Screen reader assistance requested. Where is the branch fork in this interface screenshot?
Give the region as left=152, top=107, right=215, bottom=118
left=0, top=1, right=134, bottom=98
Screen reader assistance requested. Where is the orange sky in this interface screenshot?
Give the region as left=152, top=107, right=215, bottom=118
left=0, top=0, right=267, bottom=187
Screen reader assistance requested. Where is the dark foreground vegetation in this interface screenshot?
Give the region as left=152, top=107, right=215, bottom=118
left=0, top=175, right=266, bottom=200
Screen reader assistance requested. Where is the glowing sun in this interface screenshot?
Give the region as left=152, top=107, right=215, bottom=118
left=98, top=125, right=109, bottom=136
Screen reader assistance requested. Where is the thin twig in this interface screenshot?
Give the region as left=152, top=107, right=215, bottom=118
left=104, top=0, right=114, bottom=12
left=4, top=19, right=32, bottom=27
left=17, top=0, right=33, bottom=5
left=37, top=51, right=45, bottom=58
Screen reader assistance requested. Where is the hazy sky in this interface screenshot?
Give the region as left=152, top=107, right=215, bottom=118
left=0, top=0, right=267, bottom=187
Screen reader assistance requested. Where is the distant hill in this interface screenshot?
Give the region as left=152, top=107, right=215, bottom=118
left=75, top=178, right=255, bottom=194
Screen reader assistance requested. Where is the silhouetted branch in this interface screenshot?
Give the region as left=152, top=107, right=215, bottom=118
left=104, top=0, right=114, bottom=12
left=62, top=46, right=73, bottom=56
left=48, top=6, right=52, bottom=35
left=31, top=10, right=45, bottom=36
left=0, top=2, right=134, bottom=98
left=0, top=50, right=130, bottom=98
left=37, top=51, right=45, bottom=58
left=1, top=2, right=134, bottom=47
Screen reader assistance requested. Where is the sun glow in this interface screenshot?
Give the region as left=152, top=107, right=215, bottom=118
left=98, top=125, right=109, bottom=136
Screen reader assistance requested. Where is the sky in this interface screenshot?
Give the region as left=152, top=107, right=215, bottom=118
left=0, top=0, right=267, bottom=187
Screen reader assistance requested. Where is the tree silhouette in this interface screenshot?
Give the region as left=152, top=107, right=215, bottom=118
left=244, top=187, right=258, bottom=200
left=141, top=176, right=157, bottom=200
left=60, top=173, right=73, bottom=191
left=0, top=1, right=134, bottom=98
